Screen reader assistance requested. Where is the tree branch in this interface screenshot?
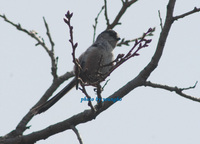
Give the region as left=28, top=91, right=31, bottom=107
left=158, top=10, right=163, bottom=30
left=63, top=11, right=78, bottom=70
left=105, top=0, right=138, bottom=29
left=137, top=0, right=176, bottom=81
left=0, top=14, right=77, bottom=138
left=173, top=7, right=200, bottom=21
left=104, top=0, right=110, bottom=27
left=0, top=14, right=48, bottom=52
left=0, top=72, right=145, bottom=144
left=43, top=17, right=55, bottom=51
left=144, top=81, right=200, bottom=102
left=93, top=6, right=105, bottom=42
left=0, top=14, right=59, bottom=79
left=43, top=17, right=58, bottom=79
left=70, top=125, right=83, bottom=144
left=79, top=83, right=96, bottom=112
left=117, top=27, right=155, bottom=47
left=5, top=71, right=74, bottom=138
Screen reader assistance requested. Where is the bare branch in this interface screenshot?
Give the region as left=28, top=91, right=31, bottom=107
left=105, top=0, right=138, bottom=29
left=137, top=0, right=176, bottom=81
left=180, top=81, right=198, bottom=91
left=0, top=14, right=59, bottom=79
left=64, top=11, right=79, bottom=74
left=173, top=7, right=200, bottom=21
left=0, top=14, right=49, bottom=53
left=0, top=14, right=75, bottom=137
left=102, top=79, right=110, bottom=90
left=158, top=10, right=163, bottom=30
left=70, top=125, right=83, bottom=144
left=64, top=11, right=78, bottom=53
left=43, top=17, right=58, bottom=79
left=117, top=27, right=155, bottom=47
left=64, top=11, right=82, bottom=91
left=104, top=0, right=110, bottom=27
left=1, top=109, right=96, bottom=144
left=79, top=83, right=96, bottom=112
left=43, top=17, right=55, bottom=51
left=144, top=81, right=200, bottom=102
left=4, top=71, right=74, bottom=138
left=33, top=71, right=74, bottom=106
left=93, top=6, right=105, bottom=42
left=139, top=1, right=200, bottom=81
left=96, top=84, right=103, bottom=109
left=0, top=74, right=143, bottom=144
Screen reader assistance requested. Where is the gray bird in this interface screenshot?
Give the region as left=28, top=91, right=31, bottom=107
left=34, top=29, right=120, bottom=114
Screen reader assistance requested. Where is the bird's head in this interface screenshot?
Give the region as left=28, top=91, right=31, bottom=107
left=96, top=29, right=120, bottom=48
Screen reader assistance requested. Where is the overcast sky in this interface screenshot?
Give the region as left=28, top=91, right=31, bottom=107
left=0, top=0, right=200, bottom=144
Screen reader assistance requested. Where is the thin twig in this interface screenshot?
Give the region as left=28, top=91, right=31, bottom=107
left=105, top=0, right=138, bottom=29
left=15, top=71, right=74, bottom=136
left=0, top=14, right=50, bottom=53
left=64, top=11, right=80, bottom=83
left=70, top=125, right=83, bottom=144
left=102, top=79, right=110, bottom=90
left=96, top=84, right=102, bottom=109
left=0, top=14, right=59, bottom=79
left=79, top=84, right=96, bottom=112
left=145, top=81, right=200, bottom=102
left=64, top=11, right=97, bottom=111
left=43, top=17, right=58, bottom=78
left=158, top=10, right=163, bottom=30
left=117, top=27, right=155, bottom=47
left=180, top=81, right=198, bottom=91
left=173, top=7, right=200, bottom=21
left=104, top=0, right=110, bottom=27
left=93, top=6, right=105, bottom=42
left=43, top=17, right=55, bottom=51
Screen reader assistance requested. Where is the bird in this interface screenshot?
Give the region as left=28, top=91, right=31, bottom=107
left=33, top=29, right=120, bottom=115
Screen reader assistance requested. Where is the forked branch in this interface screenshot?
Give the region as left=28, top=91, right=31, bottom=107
left=145, top=81, right=199, bottom=102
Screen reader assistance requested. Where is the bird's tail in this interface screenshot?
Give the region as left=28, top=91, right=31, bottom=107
left=32, top=78, right=76, bottom=115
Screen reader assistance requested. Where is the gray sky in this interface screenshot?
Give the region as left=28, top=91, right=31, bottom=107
left=0, top=0, right=200, bottom=144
